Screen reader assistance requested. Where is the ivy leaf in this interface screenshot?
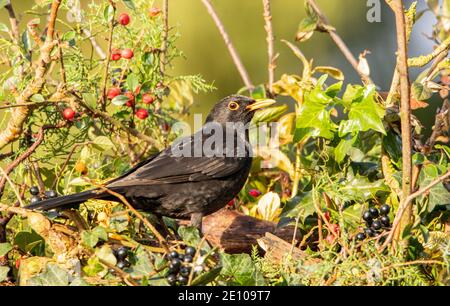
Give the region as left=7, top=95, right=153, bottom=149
left=281, top=191, right=315, bottom=222
left=219, top=253, right=265, bottom=286
left=14, top=230, right=44, bottom=255
left=339, top=173, right=388, bottom=202
left=411, top=82, right=433, bottom=101
left=335, top=133, right=357, bottom=163
left=0, top=242, right=12, bottom=257
left=339, top=85, right=386, bottom=135
left=81, top=227, right=109, bottom=249
left=28, top=263, right=69, bottom=286
left=127, top=248, right=153, bottom=278
left=95, top=245, right=117, bottom=266
left=191, top=267, right=222, bottom=286
left=417, top=164, right=450, bottom=212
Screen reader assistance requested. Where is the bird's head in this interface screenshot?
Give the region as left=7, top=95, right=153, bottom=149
left=205, top=95, right=275, bottom=124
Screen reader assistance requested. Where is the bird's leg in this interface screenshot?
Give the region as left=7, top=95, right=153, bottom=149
left=190, top=212, right=204, bottom=233
left=156, top=216, right=176, bottom=240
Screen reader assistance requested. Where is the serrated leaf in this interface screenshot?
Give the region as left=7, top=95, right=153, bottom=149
left=127, top=248, right=153, bottom=278
left=111, top=95, right=129, bottom=106
left=314, top=66, right=344, bottom=81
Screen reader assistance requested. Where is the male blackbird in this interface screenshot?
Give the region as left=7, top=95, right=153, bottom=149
left=27, top=95, right=275, bottom=230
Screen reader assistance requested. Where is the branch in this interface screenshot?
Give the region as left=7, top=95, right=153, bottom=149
left=262, top=0, right=276, bottom=92
left=305, top=0, right=373, bottom=85
left=201, top=0, right=254, bottom=91
left=160, top=0, right=169, bottom=77
left=100, top=1, right=117, bottom=109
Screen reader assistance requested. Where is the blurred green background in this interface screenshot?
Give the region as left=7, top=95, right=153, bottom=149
left=0, top=0, right=440, bottom=129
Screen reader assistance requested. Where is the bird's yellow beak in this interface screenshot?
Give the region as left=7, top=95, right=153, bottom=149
left=246, top=99, right=276, bottom=112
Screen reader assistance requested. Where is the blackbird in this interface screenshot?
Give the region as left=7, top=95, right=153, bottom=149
left=27, top=95, right=275, bottom=230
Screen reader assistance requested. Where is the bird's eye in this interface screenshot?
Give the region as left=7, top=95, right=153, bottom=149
left=228, top=101, right=239, bottom=111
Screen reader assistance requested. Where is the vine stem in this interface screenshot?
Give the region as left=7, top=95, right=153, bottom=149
left=201, top=0, right=254, bottom=91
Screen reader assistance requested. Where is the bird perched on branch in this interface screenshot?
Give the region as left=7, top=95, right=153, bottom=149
left=27, top=95, right=275, bottom=231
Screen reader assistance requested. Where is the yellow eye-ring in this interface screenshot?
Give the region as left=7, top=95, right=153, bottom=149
left=228, top=101, right=239, bottom=111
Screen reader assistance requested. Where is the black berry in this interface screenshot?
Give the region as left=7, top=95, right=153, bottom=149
left=362, top=211, right=372, bottom=222
left=168, top=251, right=179, bottom=259
left=380, top=215, right=390, bottom=227
left=372, top=220, right=382, bottom=230
left=180, top=266, right=191, bottom=277
left=117, top=261, right=127, bottom=269
left=167, top=274, right=177, bottom=286
left=369, top=207, right=379, bottom=218
left=380, top=204, right=390, bottom=216
left=177, top=275, right=188, bottom=285
left=171, top=258, right=182, bottom=270
left=356, top=232, right=366, bottom=241
left=364, top=227, right=375, bottom=237
left=30, top=186, right=39, bottom=195
left=116, top=247, right=128, bottom=260
left=185, top=246, right=196, bottom=257
left=30, top=196, right=41, bottom=204
left=44, top=190, right=57, bottom=198
left=183, top=255, right=193, bottom=263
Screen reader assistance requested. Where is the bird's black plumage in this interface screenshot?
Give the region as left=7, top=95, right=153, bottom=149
left=27, top=95, right=274, bottom=229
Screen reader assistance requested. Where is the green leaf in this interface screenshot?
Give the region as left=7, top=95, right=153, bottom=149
left=281, top=191, right=315, bottom=222
left=21, top=30, right=32, bottom=52
left=70, top=277, right=90, bottom=286
left=28, top=263, right=69, bottom=286
left=62, top=30, right=76, bottom=41
left=111, top=95, right=129, bottom=106
left=339, top=85, right=386, bottom=135
left=104, top=4, right=115, bottom=23
left=339, top=173, right=388, bottom=202
left=128, top=248, right=153, bottom=278
left=325, top=81, right=343, bottom=98
left=83, top=257, right=105, bottom=277
left=0, top=242, right=12, bottom=257
left=95, top=245, right=117, bottom=266
left=411, top=82, right=433, bottom=101
left=219, top=253, right=265, bottom=286
left=252, top=105, right=287, bottom=123
left=14, top=230, right=44, bottom=254
left=0, top=0, right=8, bottom=9
left=178, top=226, right=205, bottom=248
left=122, top=0, right=136, bottom=10
left=0, top=23, right=9, bottom=32
left=0, top=266, right=9, bottom=282
left=92, top=226, right=108, bottom=241
left=30, top=94, right=45, bottom=102
left=81, top=231, right=99, bottom=249
left=82, top=93, right=97, bottom=109
left=92, top=136, right=115, bottom=151
left=417, top=164, right=450, bottom=212
left=335, top=133, right=357, bottom=163
left=314, top=66, right=344, bottom=81
left=295, top=15, right=318, bottom=42
left=191, top=267, right=222, bottom=286
left=126, top=73, right=140, bottom=93
left=295, top=86, right=337, bottom=140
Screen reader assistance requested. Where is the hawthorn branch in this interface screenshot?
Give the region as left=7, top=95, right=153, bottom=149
left=305, top=0, right=373, bottom=85
left=0, top=0, right=62, bottom=151
left=201, top=0, right=254, bottom=91
left=389, top=0, right=413, bottom=243
left=262, top=0, right=276, bottom=92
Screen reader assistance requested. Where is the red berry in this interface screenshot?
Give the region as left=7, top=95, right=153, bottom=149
left=227, top=199, right=236, bottom=207
left=15, top=258, right=21, bottom=269
left=107, top=87, right=121, bottom=99
left=324, top=211, right=331, bottom=222
left=62, top=108, right=76, bottom=121
left=124, top=92, right=135, bottom=107
left=249, top=189, right=261, bottom=197
left=121, top=48, right=134, bottom=60
left=142, top=93, right=156, bottom=104
left=118, top=13, right=130, bottom=26
left=111, top=49, right=121, bottom=61
left=135, top=108, right=149, bottom=120
left=149, top=7, right=161, bottom=17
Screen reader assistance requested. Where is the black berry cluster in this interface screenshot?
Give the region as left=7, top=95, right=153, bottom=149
left=29, top=186, right=57, bottom=204
left=113, top=246, right=130, bottom=269
left=356, top=204, right=391, bottom=241
left=166, top=246, right=196, bottom=286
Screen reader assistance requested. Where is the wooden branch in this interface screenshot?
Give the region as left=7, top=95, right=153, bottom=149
left=160, top=0, right=169, bottom=76
left=0, top=0, right=62, bottom=151
left=389, top=0, right=413, bottom=242
left=201, top=0, right=254, bottom=91
left=262, top=0, right=276, bottom=92
left=305, top=0, right=373, bottom=85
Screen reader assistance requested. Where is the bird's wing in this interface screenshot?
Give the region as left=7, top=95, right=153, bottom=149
left=108, top=130, right=250, bottom=187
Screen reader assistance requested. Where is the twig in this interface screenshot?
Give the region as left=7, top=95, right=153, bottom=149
left=379, top=168, right=450, bottom=252
left=389, top=0, right=413, bottom=243
left=305, top=0, right=373, bottom=84
left=262, top=0, right=276, bottom=92
left=100, top=0, right=116, bottom=110
left=201, top=0, right=254, bottom=91
left=160, top=0, right=169, bottom=77
left=380, top=259, right=444, bottom=272
left=0, top=168, right=25, bottom=208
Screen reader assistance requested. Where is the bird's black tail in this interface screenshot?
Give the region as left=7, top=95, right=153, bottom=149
left=27, top=189, right=104, bottom=211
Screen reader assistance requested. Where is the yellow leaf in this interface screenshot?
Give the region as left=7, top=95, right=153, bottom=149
left=257, top=192, right=281, bottom=221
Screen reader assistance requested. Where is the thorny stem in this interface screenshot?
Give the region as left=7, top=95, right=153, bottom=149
left=201, top=0, right=254, bottom=91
